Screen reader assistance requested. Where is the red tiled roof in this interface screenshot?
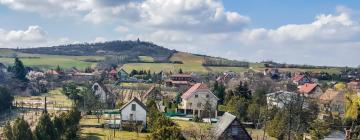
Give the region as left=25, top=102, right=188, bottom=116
left=181, top=83, right=208, bottom=99
left=293, top=75, right=305, bottom=82
left=299, top=83, right=318, bottom=94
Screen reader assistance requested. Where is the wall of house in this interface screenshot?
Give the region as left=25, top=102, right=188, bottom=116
left=120, top=101, right=147, bottom=126
left=179, top=89, right=218, bottom=111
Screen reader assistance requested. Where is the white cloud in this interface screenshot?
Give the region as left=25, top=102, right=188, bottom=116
left=0, top=26, right=71, bottom=48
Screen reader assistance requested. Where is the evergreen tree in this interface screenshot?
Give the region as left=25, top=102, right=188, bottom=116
left=12, top=117, right=33, bottom=140
left=12, top=58, right=27, bottom=81
left=225, top=96, right=248, bottom=121
left=235, top=81, right=251, bottom=99
left=178, top=68, right=183, bottom=74
left=3, top=121, right=13, bottom=140
left=0, top=86, right=14, bottom=112
left=34, top=112, right=58, bottom=140
left=53, top=115, right=65, bottom=138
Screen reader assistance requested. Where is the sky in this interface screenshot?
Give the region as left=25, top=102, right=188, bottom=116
left=0, top=0, right=360, bottom=67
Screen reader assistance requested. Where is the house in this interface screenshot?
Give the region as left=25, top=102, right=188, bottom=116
left=216, top=71, right=237, bottom=84
left=141, top=86, right=164, bottom=111
left=266, top=91, right=299, bottom=108
left=319, top=89, right=345, bottom=115
left=211, top=112, right=252, bottom=140
left=117, top=69, right=129, bottom=81
left=92, top=82, right=115, bottom=107
left=263, top=68, right=280, bottom=79
left=0, top=63, right=7, bottom=72
left=108, top=69, right=118, bottom=79
left=292, top=74, right=312, bottom=85
left=298, top=83, right=323, bottom=98
left=119, top=97, right=147, bottom=129
left=177, top=83, right=219, bottom=118
left=347, top=81, right=360, bottom=91
left=165, top=74, right=193, bottom=87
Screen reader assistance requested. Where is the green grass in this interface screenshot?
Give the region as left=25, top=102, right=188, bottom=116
left=15, top=88, right=73, bottom=108
left=81, top=128, right=149, bottom=140
left=80, top=117, right=105, bottom=125
left=246, top=128, right=277, bottom=140
left=0, top=51, right=104, bottom=70
left=138, top=56, right=154, bottom=62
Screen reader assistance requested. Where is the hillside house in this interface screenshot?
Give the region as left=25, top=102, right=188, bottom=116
left=347, top=81, right=360, bottom=91
left=212, top=112, right=252, bottom=140
left=92, top=82, right=115, bottom=107
left=263, top=68, right=280, bottom=80
left=165, top=74, right=193, bottom=88
left=117, top=69, right=129, bottom=81
left=216, top=71, right=237, bottom=84
left=292, top=74, right=312, bottom=85
left=141, top=86, right=164, bottom=111
left=177, top=83, right=219, bottom=118
left=298, top=83, right=323, bottom=98
left=119, top=97, right=147, bottom=129
left=319, top=89, right=345, bottom=115
left=266, top=91, right=299, bottom=108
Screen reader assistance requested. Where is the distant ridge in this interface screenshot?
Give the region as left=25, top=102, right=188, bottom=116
left=16, top=40, right=176, bottom=58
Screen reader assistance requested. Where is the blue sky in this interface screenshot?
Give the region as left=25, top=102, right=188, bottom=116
left=0, top=0, right=360, bottom=67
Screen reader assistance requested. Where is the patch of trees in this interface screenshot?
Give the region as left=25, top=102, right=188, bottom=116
left=0, top=86, right=14, bottom=112
left=3, top=108, right=81, bottom=140
left=263, top=61, right=335, bottom=69
left=8, top=58, right=28, bottom=81
left=17, top=40, right=175, bottom=58
left=146, top=100, right=185, bottom=140
left=203, top=57, right=249, bottom=67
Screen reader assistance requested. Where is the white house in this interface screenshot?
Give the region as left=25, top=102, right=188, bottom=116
left=119, top=97, right=147, bottom=128
left=177, top=83, right=219, bottom=118
left=92, top=82, right=109, bottom=103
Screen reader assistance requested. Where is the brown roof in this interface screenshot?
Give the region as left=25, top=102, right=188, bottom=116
left=119, top=97, right=148, bottom=112
left=181, top=83, right=209, bottom=99
left=299, top=83, right=318, bottom=94
left=170, top=81, right=189, bottom=84
left=293, top=75, right=305, bottom=82
left=319, top=89, right=344, bottom=101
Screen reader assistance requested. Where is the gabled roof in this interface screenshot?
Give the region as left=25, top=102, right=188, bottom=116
left=298, top=83, right=318, bottom=94
left=293, top=75, right=305, bottom=82
left=119, top=97, right=148, bottom=112
left=181, top=83, right=218, bottom=100
left=212, top=112, right=252, bottom=139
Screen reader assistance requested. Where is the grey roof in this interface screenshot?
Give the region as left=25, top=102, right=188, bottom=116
left=213, top=112, right=237, bottom=138
left=212, top=112, right=252, bottom=139
left=119, top=97, right=148, bottom=112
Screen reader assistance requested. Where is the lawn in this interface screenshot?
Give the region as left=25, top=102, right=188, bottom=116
left=138, top=56, right=154, bottom=62
left=0, top=51, right=104, bottom=70
left=81, top=127, right=149, bottom=140
left=14, top=88, right=73, bottom=108
left=246, top=128, right=277, bottom=140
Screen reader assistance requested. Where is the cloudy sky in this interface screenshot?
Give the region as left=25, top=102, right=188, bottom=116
left=0, top=0, right=360, bottom=67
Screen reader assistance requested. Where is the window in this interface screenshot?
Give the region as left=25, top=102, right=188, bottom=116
left=131, top=104, right=136, bottom=111
left=195, top=95, right=198, bottom=98
left=206, top=94, right=209, bottom=98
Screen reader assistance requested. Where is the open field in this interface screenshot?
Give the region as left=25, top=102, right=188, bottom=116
left=0, top=50, right=104, bottom=70
left=124, top=53, right=257, bottom=73
left=14, top=88, right=73, bottom=108
left=138, top=56, right=154, bottom=62
left=81, top=127, right=149, bottom=140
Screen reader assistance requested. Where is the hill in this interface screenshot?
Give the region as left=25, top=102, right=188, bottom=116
left=17, top=40, right=176, bottom=61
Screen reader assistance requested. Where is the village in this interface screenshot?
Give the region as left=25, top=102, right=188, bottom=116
left=1, top=57, right=360, bottom=140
